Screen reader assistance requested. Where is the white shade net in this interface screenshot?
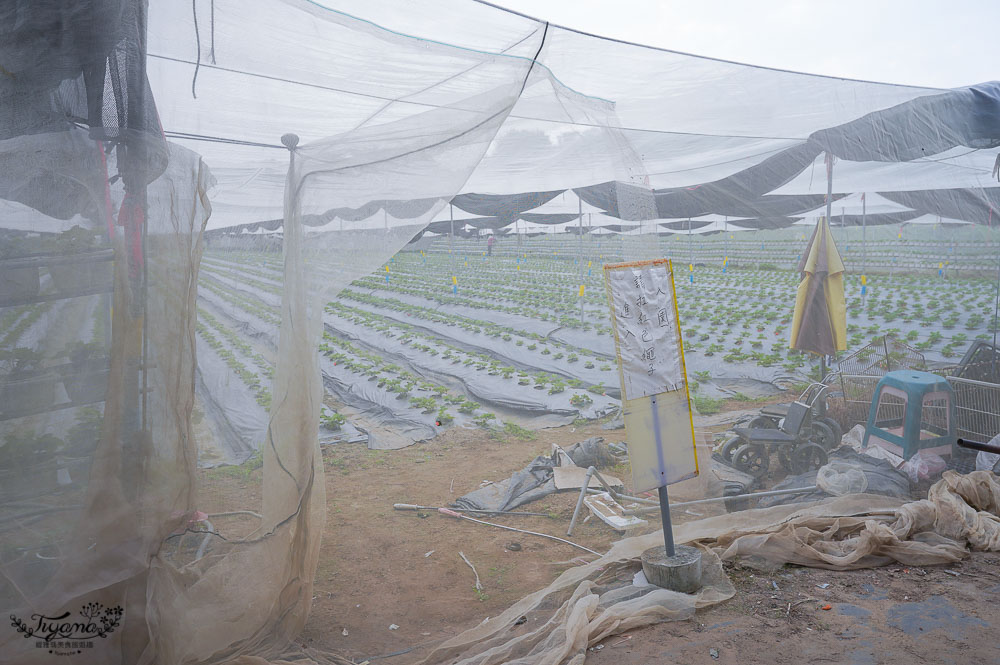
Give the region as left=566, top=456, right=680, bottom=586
left=2, top=1, right=999, bottom=664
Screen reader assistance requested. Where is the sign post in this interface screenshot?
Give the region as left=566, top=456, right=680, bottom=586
left=604, top=258, right=702, bottom=591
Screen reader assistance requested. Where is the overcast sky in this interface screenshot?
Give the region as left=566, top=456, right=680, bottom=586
left=492, top=0, right=998, bottom=89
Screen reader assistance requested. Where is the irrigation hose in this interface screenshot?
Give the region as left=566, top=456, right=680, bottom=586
left=437, top=507, right=601, bottom=556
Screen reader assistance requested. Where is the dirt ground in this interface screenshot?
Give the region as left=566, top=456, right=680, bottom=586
left=196, top=419, right=1000, bottom=665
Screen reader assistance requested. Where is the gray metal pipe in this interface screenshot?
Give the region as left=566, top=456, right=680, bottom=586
left=566, top=466, right=596, bottom=537
left=622, top=485, right=819, bottom=515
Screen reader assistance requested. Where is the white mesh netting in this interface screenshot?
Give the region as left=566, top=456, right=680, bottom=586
left=1, top=1, right=1000, bottom=664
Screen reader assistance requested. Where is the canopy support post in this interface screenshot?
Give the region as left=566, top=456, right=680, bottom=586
left=862, top=193, right=867, bottom=304
left=578, top=196, right=584, bottom=325
left=688, top=218, right=692, bottom=271
left=822, top=152, right=834, bottom=382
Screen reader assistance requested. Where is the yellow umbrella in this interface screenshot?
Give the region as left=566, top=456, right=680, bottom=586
left=789, top=217, right=847, bottom=358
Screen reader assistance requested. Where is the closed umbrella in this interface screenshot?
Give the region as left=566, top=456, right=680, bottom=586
left=789, top=217, right=847, bottom=378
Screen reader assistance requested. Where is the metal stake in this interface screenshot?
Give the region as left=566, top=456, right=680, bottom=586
left=566, top=466, right=595, bottom=537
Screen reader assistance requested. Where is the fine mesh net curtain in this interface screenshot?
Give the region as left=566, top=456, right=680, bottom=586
left=1, top=1, right=999, bottom=664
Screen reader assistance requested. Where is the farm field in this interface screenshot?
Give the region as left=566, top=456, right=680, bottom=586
left=192, top=225, right=1000, bottom=463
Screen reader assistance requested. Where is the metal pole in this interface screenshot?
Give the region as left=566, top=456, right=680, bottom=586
left=688, top=218, right=693, bottom=271
left=862, top=192, right=867, bottom=303
left=623, top=485, right=820, bottom=514
left=821, top=153, right=834, bottom=381
left=566, top=466, right=595, bottom=537
left=724, top=216, right=728, bottom=270
left=657, top=485, right=676, bottom=557
left=449, top=203, right=454, bottom=274
left=647, top=391, right=676, bottom=557
left=993, top=243, right=1000, bottom=379
left=578, top=196, right=584, bottom=324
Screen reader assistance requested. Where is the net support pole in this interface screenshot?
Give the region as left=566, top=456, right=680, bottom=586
left=993, top=240, right=1000, bottom=379
left=688, top=218, right=693, bottom=273
left=822, top=152, right=835, bottom=381
left=449, top=203, right=454, bottom=274
left=862, top=193, right=867, bottom=304
left=578, top=196, right=584, bottom=324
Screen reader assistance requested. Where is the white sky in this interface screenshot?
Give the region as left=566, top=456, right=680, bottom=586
left=492, top=0, right=998, bottom=89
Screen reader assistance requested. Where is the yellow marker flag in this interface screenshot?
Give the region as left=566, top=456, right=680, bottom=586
left=578, top=284, right=585, bottom=297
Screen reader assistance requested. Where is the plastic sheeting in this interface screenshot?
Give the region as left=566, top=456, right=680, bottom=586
left=759, top=448, right=912, bottom=508
left=428, top=470, right=1000, bottom=665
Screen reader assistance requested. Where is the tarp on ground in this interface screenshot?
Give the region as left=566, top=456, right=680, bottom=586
left=424, top=471, right=1000, bottom=665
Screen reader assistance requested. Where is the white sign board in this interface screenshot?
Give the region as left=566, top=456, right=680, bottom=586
left=604, top=259, right=697, bottom=492
left=605, top=261, right=684, bottom=400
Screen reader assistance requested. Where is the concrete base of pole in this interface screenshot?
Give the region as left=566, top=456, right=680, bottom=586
left=641, top=544, right=702, bottom=593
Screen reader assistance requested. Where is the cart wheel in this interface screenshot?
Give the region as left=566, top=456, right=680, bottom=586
left=821, top=417, right=843, bottom=448
left=748, top=416, right=778, bottom=429
left=778, top=446, right=795, bottom=472
left=810, top=421, right=836, bottom=450
left=791, top=443, right=828, bottom=474
left=720, top=436, right=743, bottom=464
left=733, top=443, right=770, bottom=477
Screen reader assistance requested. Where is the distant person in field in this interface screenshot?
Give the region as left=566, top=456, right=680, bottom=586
left=487, top=234, right=494, bottom=256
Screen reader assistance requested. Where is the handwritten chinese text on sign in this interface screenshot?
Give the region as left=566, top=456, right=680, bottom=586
left=606, top=261, right=684, bottom=400
left=604, top=259, right=697, bottom=492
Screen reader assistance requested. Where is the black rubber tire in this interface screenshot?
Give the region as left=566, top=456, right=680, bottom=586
left=733, top=443, right=770, bottom=477
left=778, top=446, right=795, bottom=473
left=791, top=443, right=828, bottom=474
left=821, top=417, right=843, bottom=448
left=748, top=415, right=779, bottom=429
left=720, top=436, right=744, bottom=464
left=810, top=420, right=837, bottom=451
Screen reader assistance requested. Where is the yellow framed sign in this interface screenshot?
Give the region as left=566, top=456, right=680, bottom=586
left=604, top=258, right=698, bottom=493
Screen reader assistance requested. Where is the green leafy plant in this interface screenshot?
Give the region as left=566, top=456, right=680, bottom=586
left=320, top=408, right=346, bottom=431
left=473, top=412, right=496, bottom=428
